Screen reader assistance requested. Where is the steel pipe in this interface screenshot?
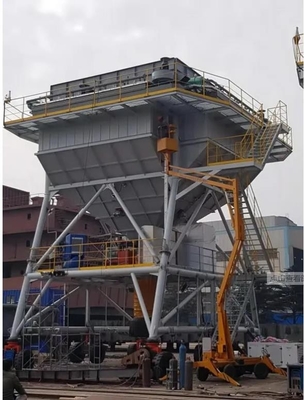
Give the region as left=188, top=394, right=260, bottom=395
left=27, top=266, right=159, bottom=280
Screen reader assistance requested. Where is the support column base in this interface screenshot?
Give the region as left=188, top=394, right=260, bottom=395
left=129, top=317, right=149, bottom=338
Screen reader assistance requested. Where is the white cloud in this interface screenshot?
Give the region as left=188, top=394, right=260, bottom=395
left=113, top=28, right=145, bottom=43
left=73, top=24, right=84, bottom=33
left=36, top=0, right=71, bottom=18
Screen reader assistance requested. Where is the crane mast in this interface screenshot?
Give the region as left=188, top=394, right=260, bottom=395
left=293, top=27, right=303, bottom=88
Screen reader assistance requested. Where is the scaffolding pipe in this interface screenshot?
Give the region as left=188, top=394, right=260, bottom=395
left=22, top=286, right=80, bottom=329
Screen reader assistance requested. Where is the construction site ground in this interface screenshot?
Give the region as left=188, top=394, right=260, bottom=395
left=22, top=347, right=290, bottom=400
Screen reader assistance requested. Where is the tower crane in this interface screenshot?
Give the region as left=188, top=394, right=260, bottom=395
left=293, top=27, right=303, bottom=88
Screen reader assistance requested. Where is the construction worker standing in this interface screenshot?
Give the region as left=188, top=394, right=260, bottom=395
left=3, top=359, right=27, bottom=400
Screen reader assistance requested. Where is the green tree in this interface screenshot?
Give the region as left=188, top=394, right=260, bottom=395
left=255, top=265, right=303, bottom=324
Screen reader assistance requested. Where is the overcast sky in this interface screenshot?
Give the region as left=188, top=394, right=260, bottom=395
left=3, top=0, right=304, bottom=225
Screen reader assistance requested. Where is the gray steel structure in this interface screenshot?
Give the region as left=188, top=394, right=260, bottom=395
left=4, top=57, right=292, bottom=369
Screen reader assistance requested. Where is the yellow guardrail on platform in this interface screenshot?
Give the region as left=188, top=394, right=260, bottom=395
left=4, top=61, right=263, bottom=127
left=33, top=238, right=159, bottom=272
left=207, top=101, right=292, bottom=166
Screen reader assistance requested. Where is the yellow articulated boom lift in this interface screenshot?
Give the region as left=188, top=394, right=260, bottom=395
left=158, top=129, right=287, bottom=387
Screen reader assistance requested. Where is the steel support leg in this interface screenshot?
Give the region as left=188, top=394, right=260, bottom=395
left=131, top=273, right=151, bottom=331
left=149, top=178, right=179, bottom=339
left=9, top=174, right=52, bottom=340
left=34, top=184, right=107, bottom=271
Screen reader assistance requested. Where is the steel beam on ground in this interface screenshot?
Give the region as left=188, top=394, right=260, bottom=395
left=33, top=184, right=107, bottom=271
left=161, top=281, right=209, bottom=325
left=9, top=174, right=52, bottom=340
left=107, top=184, right=159, bottom=263
left=131, top=273, right=151, bottom=331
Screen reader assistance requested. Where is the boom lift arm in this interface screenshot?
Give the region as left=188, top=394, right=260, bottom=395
left=167, top=165, right=286, bottom=386
left=168, top=165, right=244, bottom=360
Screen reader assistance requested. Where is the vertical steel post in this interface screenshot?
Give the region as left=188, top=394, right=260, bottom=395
left=196, top=278, right=202, bottom=326
left=9, top=174, right=51, bottom=340
left=85, top=289, right=90, bottom=326
left=149, top=178, right=179, bottom=339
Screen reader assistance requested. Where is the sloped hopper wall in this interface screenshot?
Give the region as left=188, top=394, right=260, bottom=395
left=36, top=103, right=245, bottom=236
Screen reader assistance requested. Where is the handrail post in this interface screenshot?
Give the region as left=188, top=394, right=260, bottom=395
left=146, top=69, right=149, bottom=96
left=119, top=73, right=122, bottom=102
left=45, top=92, right=48, bottom=116
left=22, top=97, right=25, bottom=120
left=93, top=80, right=96, bottom=107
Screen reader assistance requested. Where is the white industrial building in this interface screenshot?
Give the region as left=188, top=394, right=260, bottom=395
left=205, top=216, right=303, bottom=273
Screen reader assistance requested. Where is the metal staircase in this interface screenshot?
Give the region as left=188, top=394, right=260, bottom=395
left=207, top=101, right=292, bottom=167
left=211, top=183, right=277, bottom=345
left=241, top=100, right=291, bottom=165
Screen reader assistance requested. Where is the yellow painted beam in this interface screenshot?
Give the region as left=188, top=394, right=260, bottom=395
left=38, top=262, right=154, bottom=273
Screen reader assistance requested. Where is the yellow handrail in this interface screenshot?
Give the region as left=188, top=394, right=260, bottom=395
left=4, top=60, right=263, bottom=126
